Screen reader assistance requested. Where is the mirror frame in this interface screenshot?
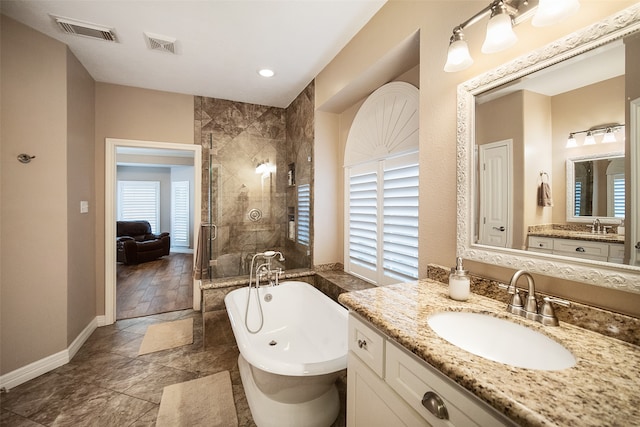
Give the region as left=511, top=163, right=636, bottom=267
left=566, top=152, right=625, bottom=223
left=457, top=5, right=640, bottom=293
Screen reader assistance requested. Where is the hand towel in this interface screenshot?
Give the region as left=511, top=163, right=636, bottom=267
left=538, top=182, right=553, bottom=207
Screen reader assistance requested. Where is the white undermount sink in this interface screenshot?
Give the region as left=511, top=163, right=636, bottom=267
left=427, top=312, right=576, bottom=371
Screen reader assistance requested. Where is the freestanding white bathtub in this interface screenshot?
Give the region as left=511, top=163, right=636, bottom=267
left=224, top=280, right=348, bottom=427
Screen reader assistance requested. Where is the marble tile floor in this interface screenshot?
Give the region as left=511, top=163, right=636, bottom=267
left=0, top=309, right=253, bottom=427
left=1, top=308, right=347, bottom=427
left=116, top=253, right=193, bottom=320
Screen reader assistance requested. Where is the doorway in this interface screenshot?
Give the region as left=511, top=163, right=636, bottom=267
left=105, top=138, right=202, bottom=325
left=478, top=139, right=513, bottom=248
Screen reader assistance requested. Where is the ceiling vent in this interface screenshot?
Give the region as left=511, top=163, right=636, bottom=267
left=52, top=15, right=118, bottom=42
left=144, top=32, right=177, bottom=54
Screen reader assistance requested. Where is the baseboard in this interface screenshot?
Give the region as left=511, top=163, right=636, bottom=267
left=68, top=317, right=98, bottom=360
left=0, top=316, right=99, bottom=391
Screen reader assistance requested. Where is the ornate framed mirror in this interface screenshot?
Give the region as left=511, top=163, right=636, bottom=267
left=457, top=5, right=640, bottom=293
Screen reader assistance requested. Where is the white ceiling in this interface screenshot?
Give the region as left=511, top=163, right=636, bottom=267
left=1, top=0, right=387, bottom=108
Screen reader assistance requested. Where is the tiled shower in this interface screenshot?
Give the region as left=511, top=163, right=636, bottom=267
left=194, top=82, right=314, bottom=280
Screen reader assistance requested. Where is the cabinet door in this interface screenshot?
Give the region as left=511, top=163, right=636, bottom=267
left=347, top=352, right=427, bottom=427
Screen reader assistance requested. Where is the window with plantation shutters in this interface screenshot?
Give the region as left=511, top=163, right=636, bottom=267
left=297, top=184, right=311, bottom=246
left=117, top=181, right=160, bottom=233
left=344, top=81, right=419, bottom=286
left=346, top=152, right=419, bottom=285
left=172, top=181, right=190, bottom=247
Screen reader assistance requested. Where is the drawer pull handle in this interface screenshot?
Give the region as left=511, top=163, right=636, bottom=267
left=357, top=339, right=367, bottom=349
left=422, top=391, right=448, bottom=420
left=576, top=247, right=585, bottom=252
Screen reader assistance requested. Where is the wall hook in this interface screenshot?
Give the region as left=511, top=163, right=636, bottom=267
left=17, top=154, right=36, bottom=164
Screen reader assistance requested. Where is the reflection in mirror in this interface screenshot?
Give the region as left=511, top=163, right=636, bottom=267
left=567, top=153, right=624, bottom=219
left=474, top=35, right=631, bottom=259
left=457, top=5, right=640, bottom=292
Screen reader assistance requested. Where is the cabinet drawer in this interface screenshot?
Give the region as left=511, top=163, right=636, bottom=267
left=553, top=238, right=609, bottom=260
left=385, top=341, right=515, bottom=427
left=528, top=236, right=553, bottom=250
left=349, top=314, right=385, bottom=377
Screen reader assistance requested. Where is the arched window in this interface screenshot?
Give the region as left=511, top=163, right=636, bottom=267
left=344, top=82, right=419, bottom=285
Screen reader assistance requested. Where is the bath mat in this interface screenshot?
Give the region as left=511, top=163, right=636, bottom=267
left=138, top=318, right=193, bottom=355
left=156, top=371, right=238, bottom=427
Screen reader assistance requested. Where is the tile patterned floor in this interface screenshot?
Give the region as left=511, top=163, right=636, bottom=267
left=0, top=309, right=252, bottom=427
left=116, top=253, right=194, bottom=320
left=0, top=308, right=347, bottom=427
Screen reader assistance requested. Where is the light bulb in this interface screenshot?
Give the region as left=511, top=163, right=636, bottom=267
left=482, top=5, right=517, bottom=54
left=444, top=35, right=473, bottom=72
left=602, top=128, right=617, bottom=143
left=584, top=131, right=596, bottom=145
left=532, top=0, right=580, bottom=27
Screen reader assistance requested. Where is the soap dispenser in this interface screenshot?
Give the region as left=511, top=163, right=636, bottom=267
left=449, top=257, right=470, bottom=301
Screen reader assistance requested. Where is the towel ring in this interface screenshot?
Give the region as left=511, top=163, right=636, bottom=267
left=539, top=171, right=549, bottom=183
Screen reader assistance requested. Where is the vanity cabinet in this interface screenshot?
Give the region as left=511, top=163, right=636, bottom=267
left=347, top=314, right=515, bottom=427
left=528, top=236, right=624, bottom=263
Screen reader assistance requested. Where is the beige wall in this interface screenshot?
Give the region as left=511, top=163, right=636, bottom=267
left=315, top=1, right=640, bottom=316
left=523, top=91, right=553, bottom=238
left=94, top=84, right=194, bottom=314
left=66, top=49, right=97, bottom=344
left=1, top=16, right=70, bottom=373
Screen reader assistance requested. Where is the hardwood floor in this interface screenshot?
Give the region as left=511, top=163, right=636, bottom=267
left=116, top=253, right=193, bottom=320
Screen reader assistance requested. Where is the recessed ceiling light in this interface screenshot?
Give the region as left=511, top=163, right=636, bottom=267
left=258, top=69, right=275, bottom=78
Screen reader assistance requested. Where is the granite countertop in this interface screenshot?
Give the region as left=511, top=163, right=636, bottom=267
left=528, top=229, right=624, bottom=244
left=338, top=279, right=640, bottom=426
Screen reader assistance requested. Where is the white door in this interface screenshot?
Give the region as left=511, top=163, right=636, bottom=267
left=478, top=140, right=512, bottom=247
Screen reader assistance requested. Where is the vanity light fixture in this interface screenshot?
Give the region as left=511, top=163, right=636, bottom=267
left=444, top=0, right=580, bottom=72
left=565, top=124, right=624, bottom=148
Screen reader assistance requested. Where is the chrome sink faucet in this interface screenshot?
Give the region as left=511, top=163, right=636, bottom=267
left=506, top=270, right=538, bottom=320
left=502, top=270, right=570, bottom=326
left=591, top=218, right=602, bottom=234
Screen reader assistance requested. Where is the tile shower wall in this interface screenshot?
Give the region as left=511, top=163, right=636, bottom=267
left=194, top=82, right=314, bottom=277
left=285, top=82, right=314, bottom=268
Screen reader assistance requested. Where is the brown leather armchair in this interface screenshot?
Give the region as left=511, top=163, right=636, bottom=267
left=116, top=220, right=170, bottom=264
